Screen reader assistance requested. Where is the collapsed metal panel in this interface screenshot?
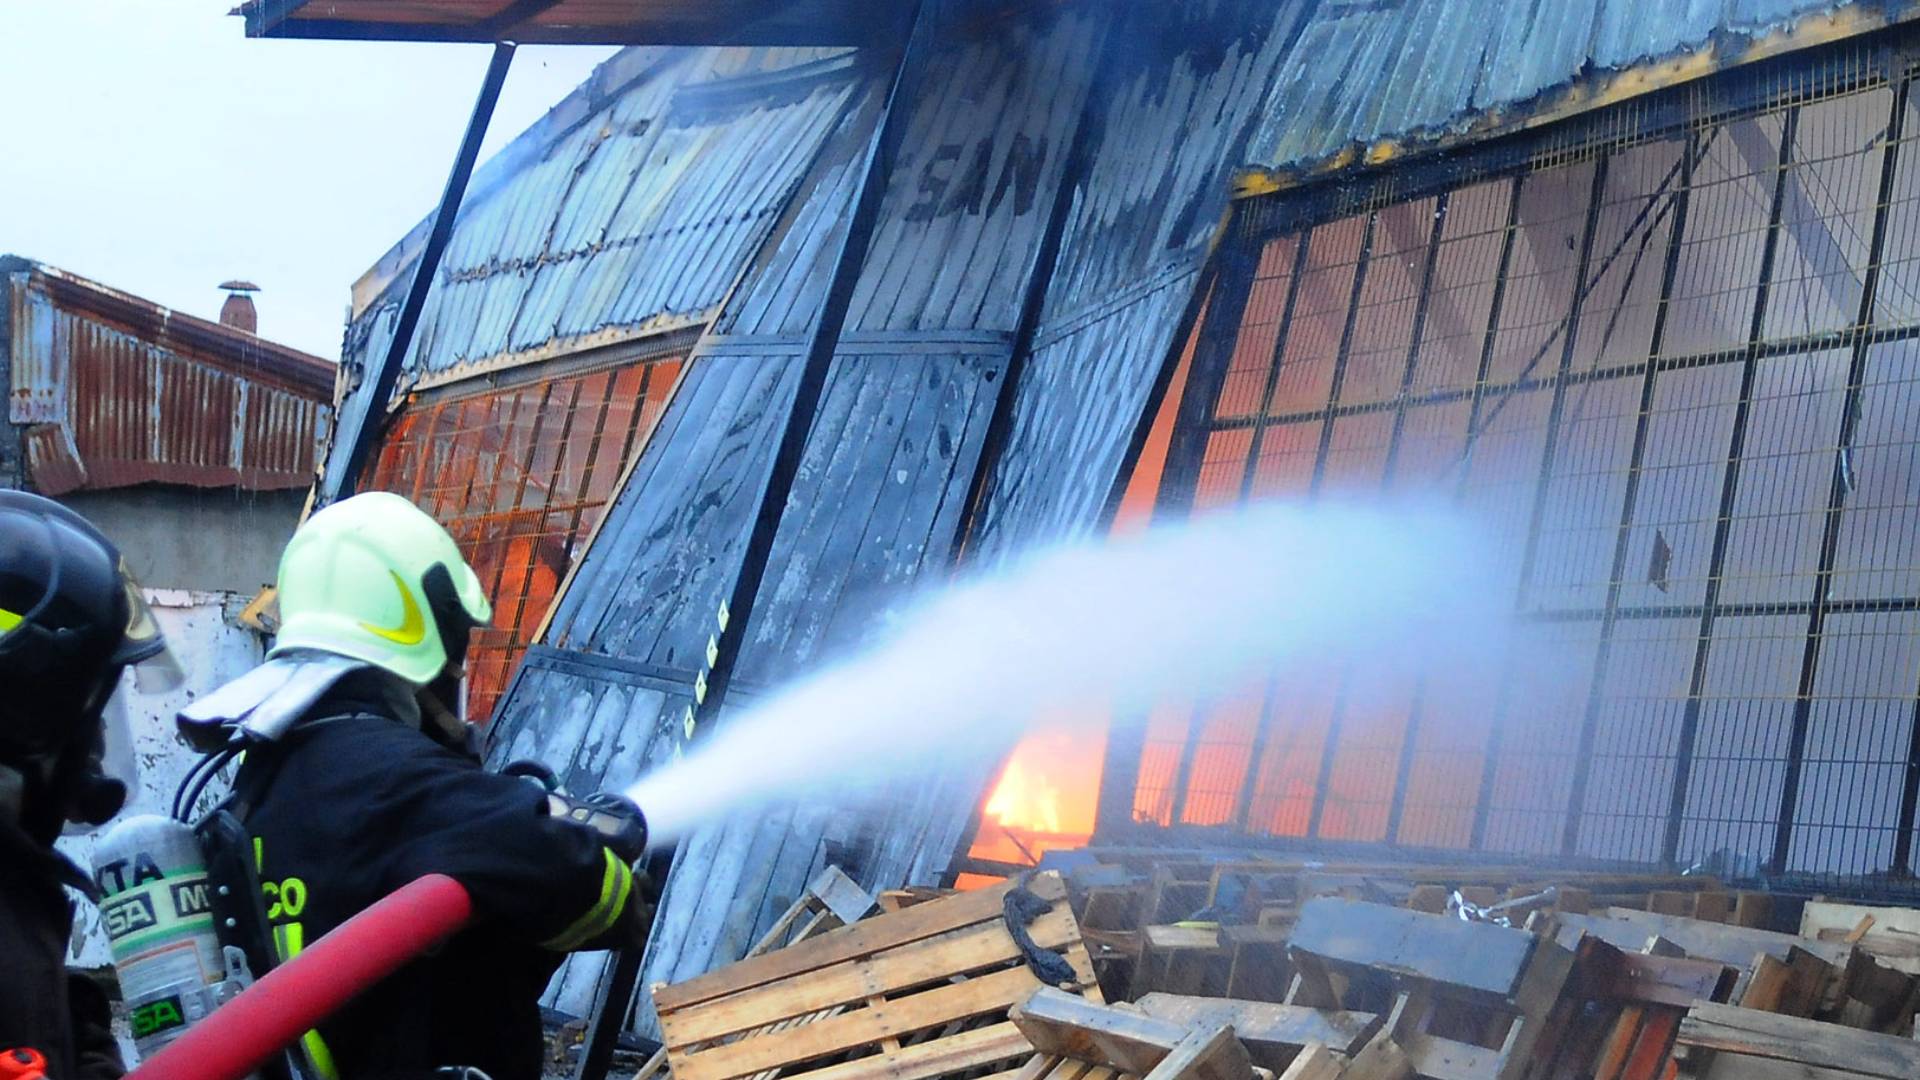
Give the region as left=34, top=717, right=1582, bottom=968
left=1246, top=0, right=1920, bottom=180
left=324, top=48, right=862, bottom=498
left=964, top=0, right=1308, bottom=563
left=485, top=2, right=1107, bottom=1025
left=1124, top=36, right=1920, bottom=900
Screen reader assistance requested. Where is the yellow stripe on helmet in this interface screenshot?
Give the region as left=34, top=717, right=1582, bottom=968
left=0, top=608, right=21, bottom=633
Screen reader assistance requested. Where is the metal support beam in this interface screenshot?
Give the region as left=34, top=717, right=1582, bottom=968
left=1775, top=75, right=1910, bottom=874
left=322, top=43, right=515, bottom=506
left=1667, top=108, right=1798, bottom=869
left=1382, top=193, right=1451, bottom=844
left=1463, top=174, right=1525, bottom=851
left=1155, top=244, right=1259, bottom=518
left=1304, top=211, right=1379, bottom=840
left=570, top=7, right=928, bottom=1075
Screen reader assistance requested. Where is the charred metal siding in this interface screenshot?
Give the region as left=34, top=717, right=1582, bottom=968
left=484, top=3, right=1107, bottom=1023
left=4, top=262, right=333, bottom=496
left=324, top=47, right=863, bottom=496
left=965, top=1, right=1310, bottom=561
left=1247, top=0, right=1920, bottom=176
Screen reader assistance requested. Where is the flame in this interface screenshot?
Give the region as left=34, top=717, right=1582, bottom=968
left=984, top=757, right=1063, bottom=834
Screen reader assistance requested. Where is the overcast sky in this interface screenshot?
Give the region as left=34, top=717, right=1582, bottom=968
left=0, top=1, right=616, bottom=359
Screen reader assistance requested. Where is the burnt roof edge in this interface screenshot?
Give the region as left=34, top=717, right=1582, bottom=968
left=1236, top=2, right=1920, bottom=201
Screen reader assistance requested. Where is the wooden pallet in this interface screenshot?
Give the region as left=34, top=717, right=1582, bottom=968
left=1011, top=988, right=1407, bottom=1080
left=1673, top=1001, right=1920, bottom=1079
left=656, top=873, right=1100, bottom=1080
left=1283, top=897, right=1576, bottom=1080
left=627, top=867, right=876, bottom=1080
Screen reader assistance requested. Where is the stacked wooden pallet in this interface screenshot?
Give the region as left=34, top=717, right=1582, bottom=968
left=641, top=857, right=1920, bottom=1080
left=1058, top=852, right=1743, bottom=1003
left=654, top=873, right=1100, bottom=1080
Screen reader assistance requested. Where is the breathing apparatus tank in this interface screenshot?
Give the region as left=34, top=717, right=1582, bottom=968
left=92, top=814, right=248, bottom=1058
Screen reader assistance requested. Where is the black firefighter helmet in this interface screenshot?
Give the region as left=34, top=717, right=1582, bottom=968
left=0, top=490, right=181, bottom=831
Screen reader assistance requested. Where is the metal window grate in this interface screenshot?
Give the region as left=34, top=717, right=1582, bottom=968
left=1125, top=34, right=1920, bottom=898
left=368, top=354, right=681, bottom=721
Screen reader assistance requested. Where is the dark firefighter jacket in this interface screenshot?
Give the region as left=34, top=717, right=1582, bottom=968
left=0, top=819, right=123, bottom=1080
left=229, top=676, right=645, bottom=1080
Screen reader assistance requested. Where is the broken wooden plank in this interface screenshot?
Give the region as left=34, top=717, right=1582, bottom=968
left=1134, top=994, right=1381, bottom=1061
left=673, top=964, right=1060, bottom=1080
left=1222, top=925, right=1292, bottom=1002
left=1738, top=948, right=1830, bottom=1018
left=1731, top=892, right=1773, bottom=930
left=1676, top=1002, right=1920, bottom=1078
left=1272, top=1044, right=1339, bottom=1080
left=1604, top=949, right=1738, bottom=1009
left=1648, top=892, right=1694, bottom=917
left=795, top=1021, right=1035, bottom=1080
left=1690, top=893, right=1733, bottom=925
left=1136, top=1025, right=1251, bottom=1080
left=657, top=874, right=1069, bottom=1013
left=1340, top=1028, right=1412, bottom=1080
left=1803, top=902, right=1920, bottom=976
left=1575, top=909, right=1854, bottom=968
left=1012, top=988, right=1197, bottom=1075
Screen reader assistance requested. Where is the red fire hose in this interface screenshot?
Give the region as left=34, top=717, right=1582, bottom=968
left=126, top=874, right=474, bottom=1080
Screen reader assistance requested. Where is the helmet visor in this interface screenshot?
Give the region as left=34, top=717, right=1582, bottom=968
left=114, top=560, right=185, bottom=693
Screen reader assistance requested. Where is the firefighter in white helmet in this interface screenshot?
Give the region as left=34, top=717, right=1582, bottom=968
left=180, top=492, right=650, bottom=1080
left=1, top=490, right=182, bottom=1080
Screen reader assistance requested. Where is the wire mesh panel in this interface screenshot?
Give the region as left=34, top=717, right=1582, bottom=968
left=369, top=354, right=681, bottom=721
left=1123, top=36, right=1920, bottom=898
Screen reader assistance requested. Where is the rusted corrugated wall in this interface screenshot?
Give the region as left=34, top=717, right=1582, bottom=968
left=3, top=259, right=334, bottom=496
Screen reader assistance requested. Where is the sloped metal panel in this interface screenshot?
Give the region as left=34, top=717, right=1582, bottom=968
left=1249, top=0, right=1920, bottom=173
left=349, top=50, right=861, bottom=384
left=323, top=47, right=863, bottom=497
left=967, top=0, right=1303, bottom=562
left=480, top=3, right=1105, bottom=1023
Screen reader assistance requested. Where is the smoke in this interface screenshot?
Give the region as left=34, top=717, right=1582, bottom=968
left=626, top=498, right=1512, bottom=846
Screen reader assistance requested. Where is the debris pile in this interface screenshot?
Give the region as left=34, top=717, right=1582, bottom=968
left=649, top=859, right=1920, bottom=1080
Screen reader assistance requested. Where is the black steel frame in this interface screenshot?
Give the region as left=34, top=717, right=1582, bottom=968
left=1103, top=30, right=1920, bottom=901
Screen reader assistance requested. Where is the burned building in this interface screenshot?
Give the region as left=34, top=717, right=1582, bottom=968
left=247, top=0, right=1920, bottom=1031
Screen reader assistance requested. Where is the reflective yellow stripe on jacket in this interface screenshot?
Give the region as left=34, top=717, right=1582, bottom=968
left=541, top=848, right=633, bottom=952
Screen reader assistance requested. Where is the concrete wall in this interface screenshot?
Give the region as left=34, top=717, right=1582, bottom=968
left=57, top=486, right=305, bottom=596
left=58, top=590, right=266, bottom=969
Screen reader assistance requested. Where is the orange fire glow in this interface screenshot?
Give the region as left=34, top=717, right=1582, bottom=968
left=984, top=756, right=1064, bottom=834
left=959, top=324, right=1195, bottom=885
left=967, top=722, right=1106, bottom=870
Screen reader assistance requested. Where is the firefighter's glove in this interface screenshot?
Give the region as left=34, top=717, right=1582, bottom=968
left=545, top=791, right=648, bottom=865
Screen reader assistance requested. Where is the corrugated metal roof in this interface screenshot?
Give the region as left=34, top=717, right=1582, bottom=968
left=1247, top=0, right=1920, bottom=182
left=3, top=258, right=334, bottom=495
left=349, top=47, right=863, bottom=386
left=968, top=0, right=1302, bottom=561
left=322, top=44, right=863, bottom=496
